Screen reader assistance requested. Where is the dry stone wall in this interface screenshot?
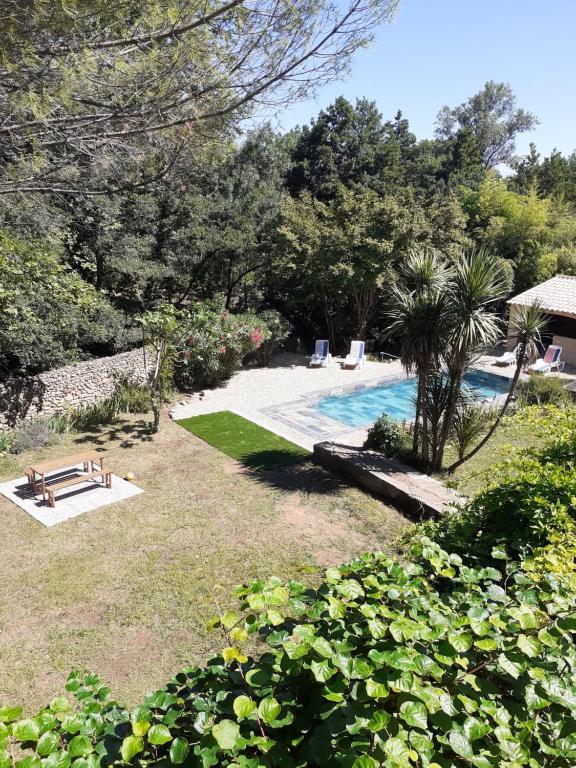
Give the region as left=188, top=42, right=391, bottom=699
left=0, top=348, right=150, bottom=430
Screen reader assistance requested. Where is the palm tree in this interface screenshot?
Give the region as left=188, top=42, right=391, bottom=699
left=432, top=248, right=507, bottom=470
left=447, top=301, right=547, bottom=471
left=386, top=249, right=451, bottom=465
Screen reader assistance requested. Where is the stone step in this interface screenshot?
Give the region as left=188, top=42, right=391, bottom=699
left=313, top=441, right=464, bottom=518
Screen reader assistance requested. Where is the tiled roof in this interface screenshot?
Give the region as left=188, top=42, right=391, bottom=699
left=508, top=274, right=576, bottom=316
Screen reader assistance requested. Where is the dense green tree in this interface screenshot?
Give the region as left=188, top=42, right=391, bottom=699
left=462, top=172, right=551, bottom=290
left=538, top=149, right=576, bottom=200
left=440, top=127, right=485, bottom=188
left=511, top=143, right=541, bottom=193
left=274, top=186, right=468, bottom=347
left=59, top=127, right=287, bottom=311
left=0, top=231, right=125, bottom=375
left=436, top=81, right=538, bottom=169
left=286, top=97, right=400, bottom=200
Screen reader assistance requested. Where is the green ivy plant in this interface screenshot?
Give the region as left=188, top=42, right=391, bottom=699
left=2, top=539, right=576, bottom=767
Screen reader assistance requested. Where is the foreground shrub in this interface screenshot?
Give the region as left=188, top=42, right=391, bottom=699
left=364, top=414, right=410, bottom=457
left=423, top=416, right=576, bottom=569
left=3, top=540, right=576, bottom=767
left=517, top=373, right=571, bottom=407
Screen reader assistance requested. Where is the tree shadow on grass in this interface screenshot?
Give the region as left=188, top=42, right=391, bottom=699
left=243, top=452, right=346, bottom=496
left=239, top=449, right=310, bottom=473
left=72, top=419, right=154, bottom=449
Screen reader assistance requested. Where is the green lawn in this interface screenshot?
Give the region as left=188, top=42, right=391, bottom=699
left=446, top=406, right=563, bottom=496
left=177, top=411, right=310, bottom=470
left=0, top=415, right=408, bottom=710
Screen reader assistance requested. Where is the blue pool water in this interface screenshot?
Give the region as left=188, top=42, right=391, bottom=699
left=314, top=369, right=510, bottom=427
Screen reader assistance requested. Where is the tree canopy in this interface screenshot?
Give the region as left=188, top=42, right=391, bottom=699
left=0, top=0, right=399, bottom=195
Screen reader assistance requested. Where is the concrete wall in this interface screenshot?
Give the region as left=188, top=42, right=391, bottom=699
left=0, top=349, right=150, bottom=430
left=553, top=334, right=576, bottom=366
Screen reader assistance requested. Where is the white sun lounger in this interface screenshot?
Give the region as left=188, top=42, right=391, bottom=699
left=494, top=345, right=518, bottom=366
left=528, top=344, right=563, bottom=374
left=342, top=340, right=365, bottom=369
left=310, top=339, right=331, bottom=367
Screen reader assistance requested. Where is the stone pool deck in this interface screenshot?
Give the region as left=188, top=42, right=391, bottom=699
left=170, top=352, right=527, bottom=451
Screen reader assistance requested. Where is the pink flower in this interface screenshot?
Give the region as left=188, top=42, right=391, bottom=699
left=250, top=330, right=264, bottom=346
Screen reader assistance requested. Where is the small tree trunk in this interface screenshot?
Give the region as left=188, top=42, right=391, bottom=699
left=418, top=367, right=430, bottom=466
left=447, top=349, right=526, bottom=472
left=432, top=359, right=464, bottom=471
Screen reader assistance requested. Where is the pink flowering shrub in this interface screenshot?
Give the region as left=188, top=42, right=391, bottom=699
left=175, top=297, right=274, bottom=389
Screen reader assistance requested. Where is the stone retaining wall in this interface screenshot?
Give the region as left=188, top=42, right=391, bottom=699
left=313, top=441, right=463, bottom=517
left=0, top=348, right=150, bottom=430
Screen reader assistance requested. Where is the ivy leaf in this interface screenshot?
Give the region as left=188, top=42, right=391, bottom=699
left=365, top=678, right=389, bottom=699
left=352, top=757, right=377, bottom=768
left=257, top=697, right=281, bottom=724
left=148, top=725, right=172, bottom=746
left=525, top=684, right=550, bottom=710
left=384, top=736, right=411, bottom=766
left=517, top=634, right=541, bottom=658
left=222, top=647, right=248, bottom=664
left=310, top=659, right=336, bottom=683
left=169, top=737, right=189, bottom=764
left=337, top=579, right=364, bottom=599
left=448, top=632, right=473, bottom=653
left=312, top=637, right=332, bottom=658
left=43, top=749, right=71, bottom=768
left=491, top=547, right=507, bottom=560
left=0, top=707, right=23, bottom=724
left=12, top=719, right=40, bottom=742
left=212, top=720, right=239, bottom=750
left=449, top=730, right=474, bottom=759
left=266, top=609, right=284, bottom=626
left=68, top=736, right=93, bottom=758
left=464, top=717, right=491, bottom=741
left=36, top=732, right=60, bottom=757
left=120, top=735, right=144, bottom=763
left=232, top=696, right=256, bottom=720
left=15, top=758, right=41, bottom=768
left=132, top=721, right=150, bottom=737
left=475, top=637, right=498, bottom=651
left=497, top=653, right=523, bottom=679
left=220, top=611, right=238, bottom=629
left=399, top=700, right=428, bottom=730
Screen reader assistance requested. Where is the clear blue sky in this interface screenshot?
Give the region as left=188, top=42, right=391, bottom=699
left=275, top=0, right=576, bottom=161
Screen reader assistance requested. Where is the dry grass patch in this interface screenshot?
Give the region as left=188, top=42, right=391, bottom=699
left=0, top=414, right=407, bottom=710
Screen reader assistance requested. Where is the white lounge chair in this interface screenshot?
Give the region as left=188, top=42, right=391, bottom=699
left=310, top=339, right=331, bottom=367
left=528, top=344, right=563, bottom=374
left=342, top=340, right=365, bottom=369
left=494, top=345, right=518, bottom=366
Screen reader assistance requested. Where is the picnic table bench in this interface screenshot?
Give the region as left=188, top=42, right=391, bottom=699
left=26, top=450, right=111, bottom=506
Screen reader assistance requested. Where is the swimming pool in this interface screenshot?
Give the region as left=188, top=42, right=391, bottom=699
left=313, top=369, right=510, bottom=427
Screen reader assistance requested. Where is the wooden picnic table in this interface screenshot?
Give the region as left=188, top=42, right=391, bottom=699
left=27, top=450, right=107, bottom=501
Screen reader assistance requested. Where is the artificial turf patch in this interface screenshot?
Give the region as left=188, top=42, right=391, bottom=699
left=177, top=411, right=311, bottom=471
